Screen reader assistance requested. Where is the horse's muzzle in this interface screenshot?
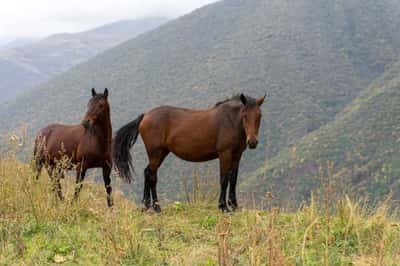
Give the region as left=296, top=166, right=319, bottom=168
left=247, top=139, right=258, bottom=149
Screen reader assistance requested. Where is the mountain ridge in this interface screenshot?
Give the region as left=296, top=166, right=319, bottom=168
left=0, top=17, right=169, bottom=103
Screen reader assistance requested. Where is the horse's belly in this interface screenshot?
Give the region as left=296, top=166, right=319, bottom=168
left=170, top=148, right=218, bottom=162
left=166, top=133, right=218, bottom=162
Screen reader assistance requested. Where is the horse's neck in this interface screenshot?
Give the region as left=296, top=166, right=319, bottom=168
left=218, top=103, right=245, bottom=133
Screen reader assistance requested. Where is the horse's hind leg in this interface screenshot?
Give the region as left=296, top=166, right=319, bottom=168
left=102, top=166, right=113, bottom=207
left=33, top=137, right=45, bottom=180
left=47, top=166, right=64, bottom=201
left=142, top=166, right=152, bottom=210
left=55, top=171, right=64, bottom=201
left=73, top=168, right=86, bottom=202
left=34, top=159, right=43, bottom=180
left=149, top=167, right=161, bottom=213
left=144, top=148, right=169, bottom=213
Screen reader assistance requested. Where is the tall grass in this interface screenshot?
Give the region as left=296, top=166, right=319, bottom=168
left=0, top=144, right=399, bottom=265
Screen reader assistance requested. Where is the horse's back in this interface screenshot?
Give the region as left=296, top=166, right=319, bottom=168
left=140, top=105, right=220, bottom=162
left=37, top=123, right=83, bottom=141
left=141, top=105, right=217, bottom=137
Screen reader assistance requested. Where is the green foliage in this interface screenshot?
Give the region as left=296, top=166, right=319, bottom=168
left=199, top=215, right=218, bottom=230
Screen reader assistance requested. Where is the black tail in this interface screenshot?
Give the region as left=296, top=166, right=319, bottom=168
left=112, top=114, right=145, bottom=183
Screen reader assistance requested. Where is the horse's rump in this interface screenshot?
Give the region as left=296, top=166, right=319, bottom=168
left=34, top=124, right=85, bottom=165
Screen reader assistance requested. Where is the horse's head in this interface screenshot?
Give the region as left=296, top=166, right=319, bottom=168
left=81, top=88, right=110, bottom=129
left=239, top=93, right=265, bottom=149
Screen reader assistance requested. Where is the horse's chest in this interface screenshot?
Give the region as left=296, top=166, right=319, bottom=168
left=76, top=140, right=109, bottom=165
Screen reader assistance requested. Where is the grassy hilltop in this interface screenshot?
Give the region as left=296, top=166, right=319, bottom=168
left=1, top=149, right=399, bottom=265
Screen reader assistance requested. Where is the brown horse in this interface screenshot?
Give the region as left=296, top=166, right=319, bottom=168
left=33, top=88, right=113, bottom=207
left=113, top=94, right=265, bottom=212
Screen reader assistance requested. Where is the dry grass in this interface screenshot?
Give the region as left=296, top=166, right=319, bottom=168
left=0, top=147, right=399, bottom=265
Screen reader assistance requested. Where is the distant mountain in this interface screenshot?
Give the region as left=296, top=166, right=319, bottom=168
left=0, top=17, right=169, bottom=103
left=1, top=37, right=38, bottom=49
left=1, top=0, right=400, bottom=201
left=0, top=38, right=9, bottom=48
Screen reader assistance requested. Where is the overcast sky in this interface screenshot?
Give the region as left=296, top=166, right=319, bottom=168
left=0, top=0, right=218, bottom=41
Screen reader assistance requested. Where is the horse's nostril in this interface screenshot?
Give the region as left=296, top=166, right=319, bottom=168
left=247, top=140, right=258, bottom=149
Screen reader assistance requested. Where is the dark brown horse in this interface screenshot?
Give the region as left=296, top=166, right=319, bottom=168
left=113, top=94, right=265, bottom=212
left=34, top=88, right=113, bottom=207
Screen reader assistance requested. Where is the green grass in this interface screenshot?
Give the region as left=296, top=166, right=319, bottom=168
left=1, top=152, right=400, bottom=265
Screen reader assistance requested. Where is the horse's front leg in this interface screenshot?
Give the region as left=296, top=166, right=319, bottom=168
left=228, top=164, right=239, bottom=211
left=218, top=151, right=234, bottom=213
left=102, top=165, right=113, bottom=207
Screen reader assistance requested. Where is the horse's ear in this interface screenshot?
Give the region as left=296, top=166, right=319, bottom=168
left=256, top=94, right=266, bottom=106
left=91, top=88, right=97, bottom=97
left=240, top=94, right=247, bottom=105
left=104, top=88, right=108, bottom=98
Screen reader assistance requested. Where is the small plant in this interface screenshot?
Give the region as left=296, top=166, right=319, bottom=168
left=200, top=215, right=218, bottom=230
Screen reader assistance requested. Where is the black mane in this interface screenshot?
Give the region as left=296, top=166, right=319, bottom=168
left=215, top=94, right=256, bottom=107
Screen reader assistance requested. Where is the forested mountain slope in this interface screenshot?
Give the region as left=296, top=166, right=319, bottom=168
left=245, top=60, right=400, bottom=204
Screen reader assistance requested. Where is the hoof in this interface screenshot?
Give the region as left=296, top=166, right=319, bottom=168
left=228, top=200, right=239, bottom=211
left=142, top=199, right=151, bottom=210
left=229, top=205, right=239, bottom=212
left=153, top=202, right=162, bottom=213
left=107, top=199, right=114, bottom=208
left=219, top=205, right=231, bottom=213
